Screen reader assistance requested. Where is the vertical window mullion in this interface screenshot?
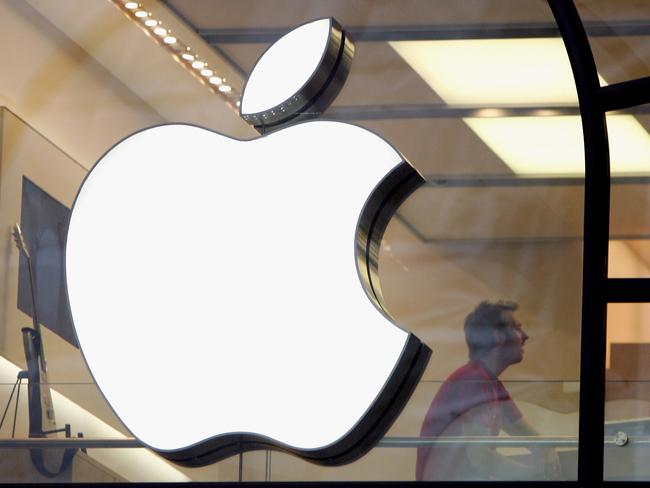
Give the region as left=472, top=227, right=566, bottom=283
left=548, top=1, right=610, bottom=486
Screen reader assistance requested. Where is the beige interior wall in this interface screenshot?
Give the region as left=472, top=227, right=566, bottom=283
left=606, top=242, right=650, bottom=369
left=606, top=301, right=650, bottom=369
left=0, top=1, right=164, bottom=169
left=609, top=240, right=650, bottom=278
left=23, top=0, right=253, bottom=142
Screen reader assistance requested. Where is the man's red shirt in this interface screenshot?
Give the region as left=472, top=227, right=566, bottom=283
left=416, top=359, right=523, bottom=480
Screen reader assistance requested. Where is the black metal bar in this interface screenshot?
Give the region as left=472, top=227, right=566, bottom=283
left=421, top=175, right=650, bottom=188
left=418, top=236, right=578, bottom=245
left=209, top=44, right=248, bottom=79
left=599, top=77, right=650, bottom=112
left=378, top=436, right=579, bottom=448
left=427, top=174, right=650, bottom=187
left=0, top=438, right=141, bottom=448
left=377, top=435, right=643, bottom=448
left=325, top=102, right=650, bottom=121
left=199, top=23, right=558, bottom=44
left=12, top=378, right=21, bottom=439
left=548, top=2, right=609, bottom=486
left=2, top=435, right=649, bottom=449
left=198, top=19, right=650, bottom=44
left=607, top=278, right=650, bottom=302
left=327, top=104, right=580, bottom=120
left=0, top=377, right=20, bottom=433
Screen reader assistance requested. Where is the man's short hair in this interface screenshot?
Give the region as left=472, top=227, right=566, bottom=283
left=464, top=300, right=519, bottom=359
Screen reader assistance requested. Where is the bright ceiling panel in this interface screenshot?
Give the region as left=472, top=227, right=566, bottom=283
left=391, top=38, right=650, bottom=175
left=390, top=38, right=586, bottom=105
left=465, top=115, right=650, bottom=175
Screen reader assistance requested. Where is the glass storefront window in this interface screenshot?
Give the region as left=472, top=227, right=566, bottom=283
left=4, top=0, right=649, bottom=483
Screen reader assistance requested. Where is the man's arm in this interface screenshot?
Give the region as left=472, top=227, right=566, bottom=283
left=503, top=416, right=561, bottom=479
left=460, top=411, right=538, bottom=480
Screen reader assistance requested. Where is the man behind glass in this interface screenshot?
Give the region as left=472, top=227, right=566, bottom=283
left=416, top=300, right=560, bottom=480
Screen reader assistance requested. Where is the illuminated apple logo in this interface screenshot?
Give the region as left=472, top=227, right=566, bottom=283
left=65, top=18, right=430, bottom=467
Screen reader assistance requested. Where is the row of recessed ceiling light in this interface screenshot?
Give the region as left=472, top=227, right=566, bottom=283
left=117, top=1, right=241, bottom=110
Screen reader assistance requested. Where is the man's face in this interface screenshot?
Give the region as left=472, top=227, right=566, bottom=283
left=499, top=311, right=529, bottom=365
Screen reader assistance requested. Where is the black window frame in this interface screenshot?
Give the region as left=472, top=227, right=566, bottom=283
left=551, top=0, right=650, bottom=486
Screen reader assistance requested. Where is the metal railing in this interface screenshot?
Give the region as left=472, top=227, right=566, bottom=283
left=0, top=434, right=644, bottom=449
left=377, top=434, right=634, bottom=448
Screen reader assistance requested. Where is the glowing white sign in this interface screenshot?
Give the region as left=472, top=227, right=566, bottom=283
left=241, top=18, right=331, bottom=115
left=66, top=17, right=429, bottom=467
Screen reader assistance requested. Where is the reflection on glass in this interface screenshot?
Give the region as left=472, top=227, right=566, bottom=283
left=605, top=304, right=650, bottom=480
left=577, top=3, right=650, bottom=86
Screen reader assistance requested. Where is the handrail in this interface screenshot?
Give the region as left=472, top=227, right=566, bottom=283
left=378, top=434, right=638, bottom=448
left=378, top=436, right=578, bottom=447
left=0, top=435, right=646, bottom=449
left=0, top=438, right=142, bottom=448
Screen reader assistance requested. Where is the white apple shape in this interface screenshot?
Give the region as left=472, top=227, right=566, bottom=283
left=240, top=17, right=354, bottom=132
left=65, top=17, right=430, bottom=467
left=241, top=18, right=333, bottom=116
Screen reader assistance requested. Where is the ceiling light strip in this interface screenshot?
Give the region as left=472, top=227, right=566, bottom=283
left=112, top=0, right=242, bottom=110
